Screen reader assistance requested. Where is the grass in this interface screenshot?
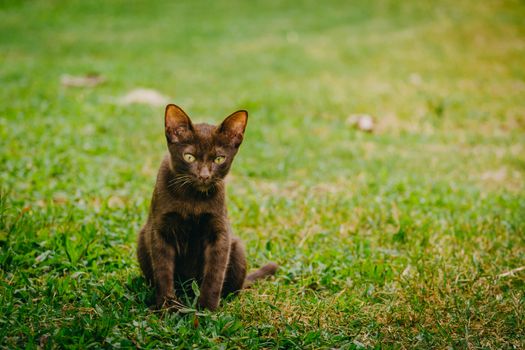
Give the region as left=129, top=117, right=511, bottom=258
left=1, top=0, right=524, bottom=348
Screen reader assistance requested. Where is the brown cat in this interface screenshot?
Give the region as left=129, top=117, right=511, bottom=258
left=137, top=104, right=278, bottom=311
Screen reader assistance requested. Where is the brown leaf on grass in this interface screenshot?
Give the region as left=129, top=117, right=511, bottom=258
left=346, top=114, right=374, bottom=132
left=193, top=314, right=199, bottom=328
left=52, top=192, right=68, bottom=204
left=60, top=73, right=106, bottom=87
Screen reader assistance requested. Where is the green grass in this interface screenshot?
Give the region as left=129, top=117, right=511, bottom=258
left=1, top=0, right=524, bottom=348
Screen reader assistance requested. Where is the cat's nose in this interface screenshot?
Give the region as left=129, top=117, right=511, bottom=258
left=198, top=167, right=211, bottom=181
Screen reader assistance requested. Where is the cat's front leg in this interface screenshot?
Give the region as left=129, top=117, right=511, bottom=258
left=198, top=231, right=231, bottom=311
left=150, top=230, right=179, bottom=310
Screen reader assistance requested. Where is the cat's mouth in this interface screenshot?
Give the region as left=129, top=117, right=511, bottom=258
left=193, top=179, right=216, bottom=193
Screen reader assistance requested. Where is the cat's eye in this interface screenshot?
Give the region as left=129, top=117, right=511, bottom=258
left=214, top=156, right=226, bottom=164
left=183, top=153, right=196, bottom=163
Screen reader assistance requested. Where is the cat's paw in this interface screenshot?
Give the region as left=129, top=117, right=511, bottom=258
left=197, top=294, right=219, bottom=311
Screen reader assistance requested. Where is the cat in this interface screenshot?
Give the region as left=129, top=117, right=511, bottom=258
left=137, top=104, right=278, bottom=311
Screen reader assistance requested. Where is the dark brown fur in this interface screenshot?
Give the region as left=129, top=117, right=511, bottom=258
left=137, top=104, right=277, bottom=311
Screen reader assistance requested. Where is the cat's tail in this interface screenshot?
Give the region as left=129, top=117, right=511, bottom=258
left=243, top=262, right=278, bottom=288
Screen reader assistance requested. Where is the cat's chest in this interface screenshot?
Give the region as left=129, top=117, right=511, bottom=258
left=161, top=213, right=213, bottom=269
left=161, top=212, right=215, bottom=240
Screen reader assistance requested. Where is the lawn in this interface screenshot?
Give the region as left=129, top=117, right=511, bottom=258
left=1, top=0, right=524, bottom=348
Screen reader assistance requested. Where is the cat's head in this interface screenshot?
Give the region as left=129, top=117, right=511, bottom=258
left=164, top=104, right=248, bottom=192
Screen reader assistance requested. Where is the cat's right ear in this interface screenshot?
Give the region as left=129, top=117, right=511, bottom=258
left=165, top=104, right=194, bottom=144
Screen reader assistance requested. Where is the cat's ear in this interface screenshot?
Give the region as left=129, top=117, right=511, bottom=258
left=218, top=110, right=248, bottom=148
left=165, top=104, right=194, bottom=143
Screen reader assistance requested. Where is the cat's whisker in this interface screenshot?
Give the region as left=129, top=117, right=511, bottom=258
left=169, top=174, right=219, bottom=196
left=168, top=174, right=196, bottom=190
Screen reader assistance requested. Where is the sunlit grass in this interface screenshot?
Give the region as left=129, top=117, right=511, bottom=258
left=1, top=0, right=524, bottom=348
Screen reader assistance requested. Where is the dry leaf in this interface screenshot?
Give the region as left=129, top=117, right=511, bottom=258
left=60, top=73, right=105, bottom=87
left=346, top=114, right=374, bottom=132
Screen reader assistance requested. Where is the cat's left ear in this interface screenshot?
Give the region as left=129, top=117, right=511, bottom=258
left=218, top=110, right=248, bottom=148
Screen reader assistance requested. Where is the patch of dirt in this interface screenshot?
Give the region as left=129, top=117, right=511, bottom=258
left=119, top=88, right=170, bottom=107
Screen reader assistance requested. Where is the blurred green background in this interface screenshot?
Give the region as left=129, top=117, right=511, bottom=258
left=1, top=0, right=524, bottom=348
